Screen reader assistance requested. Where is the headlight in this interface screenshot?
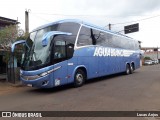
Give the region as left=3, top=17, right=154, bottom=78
left=39, top=72, right=48, bottom=77
left=21, top=75, right=40, bottom=80
left=39, top=66, right=62, bottom=77
left=21, top=66, right=62, bottom=80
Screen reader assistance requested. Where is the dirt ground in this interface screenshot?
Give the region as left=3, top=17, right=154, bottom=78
left=0, top=79, right=25, bottom=95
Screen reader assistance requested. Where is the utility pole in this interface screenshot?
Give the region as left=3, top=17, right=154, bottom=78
left=109, top=23, right=111, bottom=30
left=25, top=10, right=29, bottom=34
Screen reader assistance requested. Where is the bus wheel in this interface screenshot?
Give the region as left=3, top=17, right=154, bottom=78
left=125, top=64, right=130, bottom=75
left=74, top=69, right=85, bottom=87
left=130, top=64, right=134, bottom=74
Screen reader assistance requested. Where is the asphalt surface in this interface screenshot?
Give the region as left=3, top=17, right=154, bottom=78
left=0, top=65, right=160, bottom=120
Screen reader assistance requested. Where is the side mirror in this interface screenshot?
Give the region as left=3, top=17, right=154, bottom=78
left=42, top=31, right=72, bottom=47
left=11, top=40, right=26, bottom=52
left=42, top=32, right=54, bottom=47
left=67, top=43, right=74, bottom=58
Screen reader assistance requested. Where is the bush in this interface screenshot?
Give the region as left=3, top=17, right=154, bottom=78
left=144, top=56, right=151, bottom=60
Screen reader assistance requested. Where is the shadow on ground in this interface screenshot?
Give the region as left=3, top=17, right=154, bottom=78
left=26, top=71, right=139, bottom=94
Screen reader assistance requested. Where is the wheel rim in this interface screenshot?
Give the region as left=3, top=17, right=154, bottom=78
left=76, top=73, right=83, bottom=84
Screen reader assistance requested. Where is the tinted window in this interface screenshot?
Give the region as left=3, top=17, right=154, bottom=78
left=104, top=32, right=118, bottom=48
left=52, top=35, right=76, bottom=63
left=92, top=30, right=105, bottom=46
left=52, top=35, right=76, bottom=51
left=135, top=41, right=140, bottom=50
left=77, top=26, right=138, bottom=50
left=95, top=31, right=137, bottom=50
left=58, top=22, right=80, bottom=36
left=77, top=26, right=93, bottom=46
left=58, top=22, right=80, bottom=45
left=54, top=41, right=66, bottom=59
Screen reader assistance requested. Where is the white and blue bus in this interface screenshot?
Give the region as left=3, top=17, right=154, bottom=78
left=12, top=19, right=141, bottom=88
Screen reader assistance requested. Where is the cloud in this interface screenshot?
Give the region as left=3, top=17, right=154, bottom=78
left=119, top=0, right=160, bottom=16
left=72, top=0, right=160, bottom=17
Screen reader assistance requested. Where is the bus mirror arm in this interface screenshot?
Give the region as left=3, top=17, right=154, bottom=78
left=42, top=31, right=72, bottom=47
left=11, top=40, right=26, bottom=52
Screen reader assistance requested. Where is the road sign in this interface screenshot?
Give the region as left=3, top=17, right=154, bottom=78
left=124, top=23, right=139, bottom=34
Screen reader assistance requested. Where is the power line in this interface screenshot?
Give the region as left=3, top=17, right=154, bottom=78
left=32, top=12, right=160, bottom=25
left=112, top=14, right=160, bottom=25
left=30, top=12, right=112, bottom=17
left=103, top=14, right=160, bottom=32
left=30, top=11, right=160, bottom=33
left=29, top=12, right=52, bottom=22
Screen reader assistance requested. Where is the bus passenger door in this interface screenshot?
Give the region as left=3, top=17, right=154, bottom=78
left=52, top=40, right=68, bottom=87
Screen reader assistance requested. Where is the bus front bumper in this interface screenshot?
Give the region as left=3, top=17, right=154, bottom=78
left=21, top=74, right=53, bottom=88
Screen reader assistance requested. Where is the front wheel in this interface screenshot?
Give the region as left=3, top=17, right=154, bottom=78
left=74, top=69, right=86, bottom=87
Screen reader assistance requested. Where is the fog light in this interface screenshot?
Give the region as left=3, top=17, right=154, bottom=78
left=42, top=80, right=49, bottom=86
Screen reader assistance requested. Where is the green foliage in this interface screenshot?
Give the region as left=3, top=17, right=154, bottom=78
left=0, top=25, right=17, bottom=45
left=144, top=56, right=151, bottom=60
left=16, top=33, right=29, bottom=41
left=0, top=25, right=26, bottom=64
left=3, top=51, right=11, bottom=63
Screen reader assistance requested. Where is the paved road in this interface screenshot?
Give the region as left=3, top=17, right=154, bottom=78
left=0, top=65, right=160, bottom=120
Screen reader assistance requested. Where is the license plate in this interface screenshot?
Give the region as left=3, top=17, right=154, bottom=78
left=27, top=84, right=32, bottom=87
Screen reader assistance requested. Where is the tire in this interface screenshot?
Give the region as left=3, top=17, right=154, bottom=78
left=74, top=69, right=86, bottom=87
left=130, top=64, right=134, bottom=74
left=125, top=64, right=130, bottom=75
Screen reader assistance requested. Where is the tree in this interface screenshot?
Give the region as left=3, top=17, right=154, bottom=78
left=0, top=25, right=27, bottom=63
left=0, top=25, right=18, bottom=50
left=144, top=56, right=151, bottom=60
left=0, top=25, right=28, bottom=82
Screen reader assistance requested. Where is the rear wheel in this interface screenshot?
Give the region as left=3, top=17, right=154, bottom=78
left=130, top=64, right=134, bottom=74
left=74, top=69, right=86, bottom=87
left=125, top=64, right=130, bottom=75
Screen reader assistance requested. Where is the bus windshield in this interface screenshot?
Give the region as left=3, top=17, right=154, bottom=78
left=21, top=30, right=52, bottom=70
left=21, top=22, right=80, bottom=70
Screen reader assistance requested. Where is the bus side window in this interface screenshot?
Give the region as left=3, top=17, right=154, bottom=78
left=77, top=26, right=92, bottom=46
left=54, top=41, right=66, bottom=60
left=92, top=29, right=105, bottom=46
left=67, top=43, right=74, bottom=59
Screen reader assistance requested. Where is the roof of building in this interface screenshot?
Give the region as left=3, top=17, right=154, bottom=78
left=141, top=47, right=159, bottom=50
left=0, top=16, right=20, bottom=25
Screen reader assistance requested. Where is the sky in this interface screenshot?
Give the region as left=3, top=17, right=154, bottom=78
left=1, top=0, right=160, bottom=47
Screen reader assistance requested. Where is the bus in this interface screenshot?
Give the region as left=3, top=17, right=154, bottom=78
left=11, top=19, right=141, bottom=88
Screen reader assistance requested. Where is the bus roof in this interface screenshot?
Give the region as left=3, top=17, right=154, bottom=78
left=32, top=19, right=134, bottom=40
